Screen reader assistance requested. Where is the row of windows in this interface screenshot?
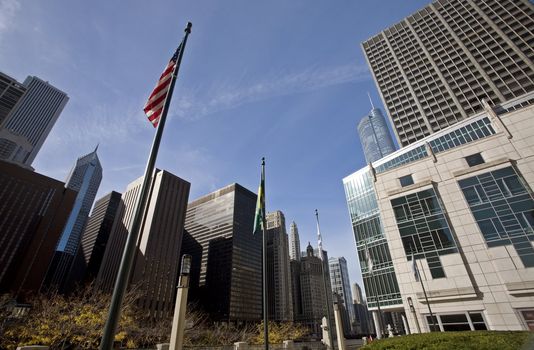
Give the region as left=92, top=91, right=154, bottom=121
left=428, top=117, right=496, bottom=154
left=391, top=188, right=457, bottom=279
left=459, top=166, right=534, bottom=267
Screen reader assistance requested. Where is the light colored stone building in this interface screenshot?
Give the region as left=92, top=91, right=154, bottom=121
left=344, top=95, right=534, bottom=333
left=266, top=210, right=294, bottom=322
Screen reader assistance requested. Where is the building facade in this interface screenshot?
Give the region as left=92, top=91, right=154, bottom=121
left=352, top=283, right=372, bottom=335
left=358, top=107, right=396, bottom=163
left=293, top=243, right=334, bottom=336
left=96, top=170, right=190, bottom=319
left=0, top=72, right=26, bottom=126
left=181, top=184, right=262, bottom=322
left=362, top=0, right=534, bottom=147
left=78, top=191, right=122, bottom=282
left=266, top=211, right=293, bottom=321
left=346, top=99, right=534, bottom=333
left=289, top=221, right=301, bottom=261
left=0, top=160, right=76, bottom=298
left=44, top=148, right=102, bottom=292
left=329, top=257, right=356, bottom=335
left=0, top=75, right=68, bottom=165
left=343, top=166, right=405, bottom=337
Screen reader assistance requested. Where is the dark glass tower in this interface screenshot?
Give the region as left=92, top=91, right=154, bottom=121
left=181, top=183, right=262, bottom=322
left=44, top=147, right=102, bottom=292
left=79, top=191, right=122, bottom=282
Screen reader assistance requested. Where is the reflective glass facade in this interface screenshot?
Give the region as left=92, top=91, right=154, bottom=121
left=459, top=166, right=534, bottom=267
left=183, top=184, right=263, bottom=322
left=343, top=169, right=402, bottom=309
left=391, top=188, right=458, bottom=279
left=358, top=108, right=396, bottom=164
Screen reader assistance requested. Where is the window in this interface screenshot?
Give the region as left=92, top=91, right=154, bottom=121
left=458, top=166, right=534, bottom=268
left=426, top=312, right=487, bottom=332
left=465, top=153, right=485, bottom=167
left=520, top=309, right=534, bottom=331
left=399, top=174, right=414, bottom=187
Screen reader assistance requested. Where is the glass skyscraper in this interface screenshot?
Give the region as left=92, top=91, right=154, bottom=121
left=181, top=183, right=262, bottom=322
left=357, top=107, right=396, bottom=163
left=44, top=147, right=102, bottom=291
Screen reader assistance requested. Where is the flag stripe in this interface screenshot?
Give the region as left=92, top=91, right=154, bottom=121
left=143, top=44, right=181, bottom=128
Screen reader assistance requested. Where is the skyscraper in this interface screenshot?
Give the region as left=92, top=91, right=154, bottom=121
left=294, top=243, right=334, bottom=336
left=0, top=160, right=76, bottom=297
left=352, top=282, right=364, bottom=305
left=329, top=257, right=356, bottom=335
left=181, top=184, right=262, bottom=322
left=79, top=191, right=122, bottom=282
left=362, top=0, right=534, bottom=146
left=266, top=211, right=293, bottom=322
left=357, top=105, right=396, bottom=164
left=288, top=221, right=301, bottom=261
left=351, top=283, right=372, bottom=335
left=0, top=75, right=68, bottom=165
left=44, top=148, right=102, bottom=292
left=0, top=72, right=26, bottom=126
left=97, top=170, right=190, bottom=319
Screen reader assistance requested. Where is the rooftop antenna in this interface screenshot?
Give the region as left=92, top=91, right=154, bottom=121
left=367, top=91, right=375, bottom=109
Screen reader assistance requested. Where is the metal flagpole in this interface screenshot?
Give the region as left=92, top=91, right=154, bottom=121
left=261, top=158, right=269, bottom=350
left=416, top=259, right=437, bottom=331
left=99, top=22, right=192, bottom=350
left=315, top=210, right=335, bottom=350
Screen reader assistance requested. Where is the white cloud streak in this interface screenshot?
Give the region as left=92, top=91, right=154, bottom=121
left=172, top=63, right=371, bottom=121
left=0, top=0, right=20, bottom=41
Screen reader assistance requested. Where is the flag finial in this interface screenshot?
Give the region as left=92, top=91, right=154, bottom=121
left=261, top=157, right=265, bottom=166
left=185, top=22, right=192, bottom=33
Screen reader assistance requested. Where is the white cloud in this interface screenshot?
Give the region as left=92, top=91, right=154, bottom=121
left=0, top=0, right=20, bottom=41
left=171, top=63, right=371, bottom=121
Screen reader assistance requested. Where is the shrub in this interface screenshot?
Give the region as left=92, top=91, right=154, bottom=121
left=361, top=331, right=534, bottom=350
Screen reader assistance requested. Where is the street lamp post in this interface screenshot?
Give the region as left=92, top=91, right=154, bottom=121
left=407, top=297, right=421, bottom=333
left=170, top=255, right=192, bottom=350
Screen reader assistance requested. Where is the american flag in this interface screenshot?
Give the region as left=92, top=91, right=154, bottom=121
left=143, top=44, right=181, bottom=127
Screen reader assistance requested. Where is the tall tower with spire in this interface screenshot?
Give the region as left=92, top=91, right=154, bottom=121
left=357, top=94, right=396, bottom=164
left=44, top=146, right=103, bottom=292
left=288, top=221, right=301, bottom=261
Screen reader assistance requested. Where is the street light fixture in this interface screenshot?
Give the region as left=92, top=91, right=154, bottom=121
left=170, top=254, right=192, bottom=350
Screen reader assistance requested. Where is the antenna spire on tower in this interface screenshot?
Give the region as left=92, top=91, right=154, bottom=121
left=367, top=92, right=375, bottom=109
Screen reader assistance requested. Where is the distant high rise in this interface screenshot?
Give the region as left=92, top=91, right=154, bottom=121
left=288, top=221, right=301, bottom=261
left=0, top=72, right=26, bottom=126
left=97, top=170, right=190, bottom=319
left=351, top=282, right=371, bottom=335
left=294, top=243, right=334, bottom=336
left=0, top=160, right=76, bottom=297
left=266, top=211, right=293, bottom=322
left=78, top=191, right=122, bottom=282
left=362, top=0, right=534, bottom=146
left=352, top=282, right=364, bottom=305
left=357, top=106, right=396, bottom=163
left=44, top=148, right=102, bottom=291
left=0, top=75, right=68, bottom=165
left=181, top=184, right=262, bottom=322
left=329, top=257, right=356, bottom=335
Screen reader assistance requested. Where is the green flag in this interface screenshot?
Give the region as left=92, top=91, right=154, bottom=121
left=253, top=158, right=265, bottom=234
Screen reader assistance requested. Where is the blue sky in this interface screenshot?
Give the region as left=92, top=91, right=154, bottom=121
left=0, top=0, right=430, bottom=290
